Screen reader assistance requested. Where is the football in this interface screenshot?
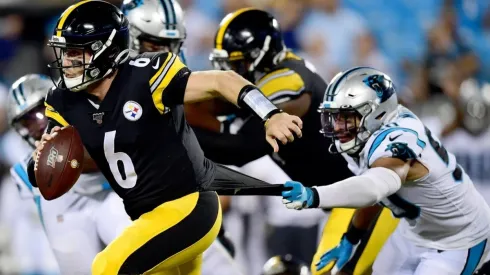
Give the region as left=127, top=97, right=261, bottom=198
left=34, top=126, right=84, bottom=200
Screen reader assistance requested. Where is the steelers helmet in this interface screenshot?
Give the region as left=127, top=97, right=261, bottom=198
left=262, top=255, right=310, bottom=275
left=7, top=74, right=53, bottom=147
left=210, top=8, right=286, bottom=81
left=47, top=0, right=130, bottom=92
left=122, top=0, right=186, bottom=54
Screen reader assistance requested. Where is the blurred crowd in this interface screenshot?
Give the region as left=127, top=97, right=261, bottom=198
left=0, top=0, right=490, bottom=274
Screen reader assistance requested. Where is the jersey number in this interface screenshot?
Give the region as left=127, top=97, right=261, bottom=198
left=103, top=131, right=137, bottom=188
left=424, top=127, right=462, bottom=181
left=129, top=57, right=150, bottom=67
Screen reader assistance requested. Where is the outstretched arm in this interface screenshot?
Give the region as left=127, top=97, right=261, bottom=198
left=282, top=157, right=411, bottom=210
left=184, top=70, right=303, bottom=152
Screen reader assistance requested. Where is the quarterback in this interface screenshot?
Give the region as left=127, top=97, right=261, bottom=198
left=26, top=1, right=300, bottom=274
left=282, top=67, right=490, bottom=274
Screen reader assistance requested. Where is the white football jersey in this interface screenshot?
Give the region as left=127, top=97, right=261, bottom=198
left=11, top=153, right=110, bottom=198
left=342, top=105, right=490, bottom=250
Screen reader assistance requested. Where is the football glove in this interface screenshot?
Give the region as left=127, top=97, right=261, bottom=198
left=315, top=235, right=358, bottom=274
left=281, top=181, right=314, bottom=210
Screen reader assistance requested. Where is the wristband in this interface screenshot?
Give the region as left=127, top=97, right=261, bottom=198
left=238, top=85, right=280, bottom=122
left=344, top=222, right=367, bottom=245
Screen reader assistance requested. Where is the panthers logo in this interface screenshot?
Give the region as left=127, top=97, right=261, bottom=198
left=363, top=74, right=395, bottom=103
left=121, top=0, right=143, bottom=15
left=385, top=142, right=418, bottom=161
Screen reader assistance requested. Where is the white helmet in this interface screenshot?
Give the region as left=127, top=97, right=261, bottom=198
left=122, top=0, right=186, bottom=54
left=319, top=67, right=398, bottom=154
left=7, top=74, right=53, bottom=147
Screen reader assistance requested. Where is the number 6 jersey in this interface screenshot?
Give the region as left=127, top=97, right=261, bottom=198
left=342, top=105, right=490, bottom=250
left=43, top=52, right=215, bottom=220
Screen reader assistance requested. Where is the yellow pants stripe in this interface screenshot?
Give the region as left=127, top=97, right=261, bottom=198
left=92, top=191, right=222, bottom=275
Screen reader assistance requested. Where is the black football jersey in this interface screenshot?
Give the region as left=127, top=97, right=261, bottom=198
left=44, top=52, right=215, bottom=219
left=256, top=52, right=353, bottom=186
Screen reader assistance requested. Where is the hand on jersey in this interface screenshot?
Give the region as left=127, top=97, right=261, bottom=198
left=32, top=126, right=62, bottom=171
left=265, top=113, right=302, bottom=152
left=315, top=235, right=357, bottom=274
left=281, top=181, right=314, bottom=210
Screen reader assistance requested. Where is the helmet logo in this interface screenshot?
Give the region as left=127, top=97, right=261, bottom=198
left=363, top=74, right=394, bottom=103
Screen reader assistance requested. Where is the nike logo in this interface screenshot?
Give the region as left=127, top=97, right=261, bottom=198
left=152, top=58, right=160, bottom=70
left=389, top=134, right=402, bottom=141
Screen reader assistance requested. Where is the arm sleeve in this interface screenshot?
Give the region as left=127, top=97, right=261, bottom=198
left=366, top=127, right=426, bottom=167
left=44, top=88, right=69, bottom=126
left=148, top=52, right=191, bottom=112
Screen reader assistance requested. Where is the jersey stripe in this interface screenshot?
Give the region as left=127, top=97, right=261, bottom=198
left=55, top=0, right=92, bottom=36
left=367, top=127, right=426, bottom=163
left=44, top=102, right=69, bottom=126
left=461, top=239, right=487, bottom=275
left=149, top=54, right=174, bottom=90
left=13, top=163, right=45, bottom=228
left=257, top=69, right=305, bottom=99
left=151, top=54, right=186, bottom=114
left=215, top=8, right=255, bottom=50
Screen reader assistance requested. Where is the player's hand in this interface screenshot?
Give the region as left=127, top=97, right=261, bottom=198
left=32, top=126, right=62, bottom=171
left=265, top=112, right=302, bottom=152
left=315, top=235, right=357, bottom=274
left=281, top=181, right=314, bottom=210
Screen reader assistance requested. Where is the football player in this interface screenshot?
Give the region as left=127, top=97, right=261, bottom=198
left=7, top=74, right=132, bottom=274
left=26, top=1, right=301, bottom=274
left=189, top=8, right=397, bottom=274
left=281, top=67, right=490, bottom=274
left=122, top=0, right=242, bottom=274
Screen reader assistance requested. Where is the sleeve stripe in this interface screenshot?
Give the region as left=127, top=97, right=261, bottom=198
left=257, top=69, right=305, bottom=98
left=149, top=53, right=173, bottom=87
left=150, top=54, right=177, bottom=93
left=268, top=88, right=305, bottom=102
left=151, top=55, right=186, bottom=114
left=44, top=102, right=69, bottom=126
left=257, top=69, right=293, bottom=87
left=367, top=127, right=426, bottom=161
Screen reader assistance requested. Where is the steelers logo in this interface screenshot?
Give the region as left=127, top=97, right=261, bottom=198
left=123, top=101, right=143, bottom=121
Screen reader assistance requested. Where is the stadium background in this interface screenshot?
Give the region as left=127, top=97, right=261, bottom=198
left=0, top=0, right=489, bottom=274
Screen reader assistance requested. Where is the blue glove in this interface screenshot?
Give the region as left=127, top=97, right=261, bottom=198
left=281, top=181, right=314, bottom=210
left=315, top=235, right=357, bottom=274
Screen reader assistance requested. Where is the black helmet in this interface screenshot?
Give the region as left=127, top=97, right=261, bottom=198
left=48, top=0, right=130, bottom=92
left=262, top=255, right=310, bottom=275
left=210, top=8, right=286, bottom=81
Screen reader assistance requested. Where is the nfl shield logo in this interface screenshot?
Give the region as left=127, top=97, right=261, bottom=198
left=92, top=112, right=104, bottom=124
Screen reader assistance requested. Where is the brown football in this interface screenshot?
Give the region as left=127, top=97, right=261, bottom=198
left=35, top=126, right=84, bottom=200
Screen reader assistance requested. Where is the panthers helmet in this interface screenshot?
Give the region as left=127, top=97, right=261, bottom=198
left=122, top=0, right=186, bottom=54
left=319, top=67, right=398, bottom=154
left=7, top=74, right=53, bottom=147
left=47, top=0, right=130, bottom=92
left=459, top=78, right=490, bottom=136
left=210, top=8, right=286, bottom=81
left=262, top=255, right=310, bottom=275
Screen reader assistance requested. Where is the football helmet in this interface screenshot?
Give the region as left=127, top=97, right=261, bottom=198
left=210, top=8, right=286, bottom=81
left=262, top=254, right=310, bottom=275
left=459, top=78, right=490, bottom=136
left=7, top=74, right=53, bottom=147
left=47, top=0, right=130, bottom=92
left=122, top=0, right=186, bottom=54
left=319, top=67, right=398, bottom=154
